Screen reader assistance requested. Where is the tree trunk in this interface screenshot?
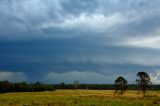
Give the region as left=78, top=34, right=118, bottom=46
left=143, top=86, right=145, bottom=94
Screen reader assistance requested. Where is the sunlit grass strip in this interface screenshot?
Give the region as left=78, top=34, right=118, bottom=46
left=0, top=90, right=159, bottom=106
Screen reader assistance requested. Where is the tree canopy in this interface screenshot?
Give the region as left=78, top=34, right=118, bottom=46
left=136, top=72, right=151, bottom=94
left=114, top=76, right=127, bottom=95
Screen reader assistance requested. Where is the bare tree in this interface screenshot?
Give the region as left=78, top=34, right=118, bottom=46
left=114, top=76, right=127, bottom=95
left=136, top=72, right=151, bottom=94
left=73, top=80, right=80, bottom=90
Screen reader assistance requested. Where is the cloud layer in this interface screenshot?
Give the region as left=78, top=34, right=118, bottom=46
left=0, top=72, right=26, bottom=82
left=0, top=0, right=160, bottom=84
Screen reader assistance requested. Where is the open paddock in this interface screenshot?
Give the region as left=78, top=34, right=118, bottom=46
left=0, top=90, right=160, bottom=106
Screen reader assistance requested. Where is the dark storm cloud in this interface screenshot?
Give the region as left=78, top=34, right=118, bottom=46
left=0, top=0, right=160, bottom=83
left=0, top=0, right=160, bottom=39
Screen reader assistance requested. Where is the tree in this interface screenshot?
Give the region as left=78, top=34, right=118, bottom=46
left=0, top=81, right=11, bottom=93
left=136, top=72, right=151, bottom=94
left=114, top=76, right=127, bottom=95
left=73, top=80, right=80, bottom=90
left=60, top=82, right=65, bottom=89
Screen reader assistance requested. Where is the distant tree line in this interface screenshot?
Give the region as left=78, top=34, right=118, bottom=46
left=53, top=83, right=159, bottom=91
left=0, top=81, right=159, bottom=93
left=0, top=81, right=54, bottom=93
left=0, top=72, right=160, bottom=93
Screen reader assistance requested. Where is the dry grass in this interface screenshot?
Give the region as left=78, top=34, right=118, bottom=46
left=0, top=90, right=160, bottom=106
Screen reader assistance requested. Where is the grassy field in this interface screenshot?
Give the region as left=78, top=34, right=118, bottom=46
left=0, top=90, right=160, bottom=106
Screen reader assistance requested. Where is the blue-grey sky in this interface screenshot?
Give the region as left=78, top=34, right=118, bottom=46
left=0, top=0, right=160, bottom=84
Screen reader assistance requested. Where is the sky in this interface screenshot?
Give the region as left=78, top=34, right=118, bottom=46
left=0, top=0, right=160, bottom=84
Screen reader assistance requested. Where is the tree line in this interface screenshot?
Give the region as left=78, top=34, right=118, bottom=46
left=0, top=71, right=159, bottom=93
left=0, top=81, right=54, bottom=93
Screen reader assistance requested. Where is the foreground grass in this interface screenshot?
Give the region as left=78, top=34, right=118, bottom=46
left=0, top=90, right=160, bottom=106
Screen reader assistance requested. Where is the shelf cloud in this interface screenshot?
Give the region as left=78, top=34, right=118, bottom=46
left=0, top=0, right=160, bottom=84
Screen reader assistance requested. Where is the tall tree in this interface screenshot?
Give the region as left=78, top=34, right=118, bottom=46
left=114, top=76, right=127, bottom=95
left=60, top=82, right=65, bottom=89
left=136, top=72, right=151, bottom=94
